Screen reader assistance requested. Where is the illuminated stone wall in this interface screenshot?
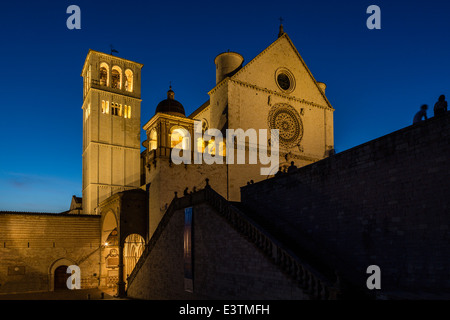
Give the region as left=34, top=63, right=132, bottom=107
left=0, top=213, right=100, bottom=294
left=146, top=158, right=227, bottom=238
left=203, top=33, right=334, bottom=201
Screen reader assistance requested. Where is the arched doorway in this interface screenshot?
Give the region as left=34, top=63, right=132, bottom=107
left=101, top=210, right=119, bottom=290
left=54, top=265, right=69, bottom=290
left=48, top=258, right=77, bottom=291
left=124, top=233, right=145, bottom=283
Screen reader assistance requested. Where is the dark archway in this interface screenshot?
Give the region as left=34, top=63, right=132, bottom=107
left=54, top=265, right=69, bottom=290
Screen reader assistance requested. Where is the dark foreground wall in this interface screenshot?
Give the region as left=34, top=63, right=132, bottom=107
left=126, top=202, right=309, bottom=300
left=241, top=113, right=450, bottom=295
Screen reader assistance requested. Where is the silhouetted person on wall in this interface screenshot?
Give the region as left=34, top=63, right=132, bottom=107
left=287, top=161, right=297, bottom=173
left=413, top=104, right=428, bottom=124
left=434, top=95, right=448, bottom=117
left=275, top=167, right=284, bottom=177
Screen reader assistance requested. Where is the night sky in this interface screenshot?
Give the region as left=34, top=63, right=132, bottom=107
left=1, top=0, right=449, bottom=212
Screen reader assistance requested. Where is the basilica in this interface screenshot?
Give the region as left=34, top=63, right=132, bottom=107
left=1, top=25, right=447, bottom=300
left=81, top=24, right=333, bottom=297
left=0, top=25, right=335, bottom=297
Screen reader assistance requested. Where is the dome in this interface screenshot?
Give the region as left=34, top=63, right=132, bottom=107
left=155, top=87, right=186, bottom=117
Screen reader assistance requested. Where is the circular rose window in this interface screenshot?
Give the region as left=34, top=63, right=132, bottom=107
left=268, top=104, right=303, bottom=148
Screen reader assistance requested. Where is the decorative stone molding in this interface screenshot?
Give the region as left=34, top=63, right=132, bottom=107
left=228, top=79, right=333, bottom=111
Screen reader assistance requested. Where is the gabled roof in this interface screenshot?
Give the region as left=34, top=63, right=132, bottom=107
left=230, top=32, right=333, bottom=110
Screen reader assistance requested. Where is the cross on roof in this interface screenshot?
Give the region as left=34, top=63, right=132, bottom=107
left=278, top=17, right=285, bottom=38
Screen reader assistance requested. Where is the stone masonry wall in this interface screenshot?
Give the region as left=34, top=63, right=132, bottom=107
left=240, top=113, right=450, bottom=294
left=0, top=213, right=101, bottom=294
left=126, top=202, right=309, bottom=300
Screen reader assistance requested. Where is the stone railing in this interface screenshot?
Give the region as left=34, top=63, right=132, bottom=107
left=127, top=182, right=339, bottom=299
left=201, top=184, right=338, bottom=300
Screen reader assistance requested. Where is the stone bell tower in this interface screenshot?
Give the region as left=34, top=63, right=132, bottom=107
left=80, top=50, right=144, bottom=214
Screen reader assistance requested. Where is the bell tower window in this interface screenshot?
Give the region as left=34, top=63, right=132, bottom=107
left=87, top=65, right=91, bottom=86
left=99, top=62, right=109, bottom=86
left=84, top=64, right=91, bottom=96
left=111, top=66, right=122, bottom=89
left=125, top=69, right=133, bottom=92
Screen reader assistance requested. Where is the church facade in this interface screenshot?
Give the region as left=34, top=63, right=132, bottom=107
left=0, top=27, right=336, bottom=297
left=1, top=26, right=449, bottom=300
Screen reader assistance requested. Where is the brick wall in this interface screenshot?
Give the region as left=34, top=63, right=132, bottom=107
left=240, top=113, right=450, bottom=294
left=126, top=202, right=309, bottom=300
left=0, top=213, right=101, bottom=294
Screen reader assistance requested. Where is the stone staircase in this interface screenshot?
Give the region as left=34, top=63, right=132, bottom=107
left=127, top=182, right=342, bottom=299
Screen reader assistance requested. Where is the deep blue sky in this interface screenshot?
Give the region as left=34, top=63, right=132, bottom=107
left=1, top=0, right=449, bottom=212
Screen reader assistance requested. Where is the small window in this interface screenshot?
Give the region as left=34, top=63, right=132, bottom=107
left=123, top=105, right=132, bottom=119
left=206, top=139, right=216, bottom=155
left=149, top=129, right=157, bottom=150
left=112, top=103, right=120, bottom=116
left=203, top=139, right=225, bottom=156
left=85, top=103, right=91, bottom=120
left=219, top=141, right=226, bottom=156
left=102, top=100, right=110, bottom=114
left=197, top=138, right=205, bottom=153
